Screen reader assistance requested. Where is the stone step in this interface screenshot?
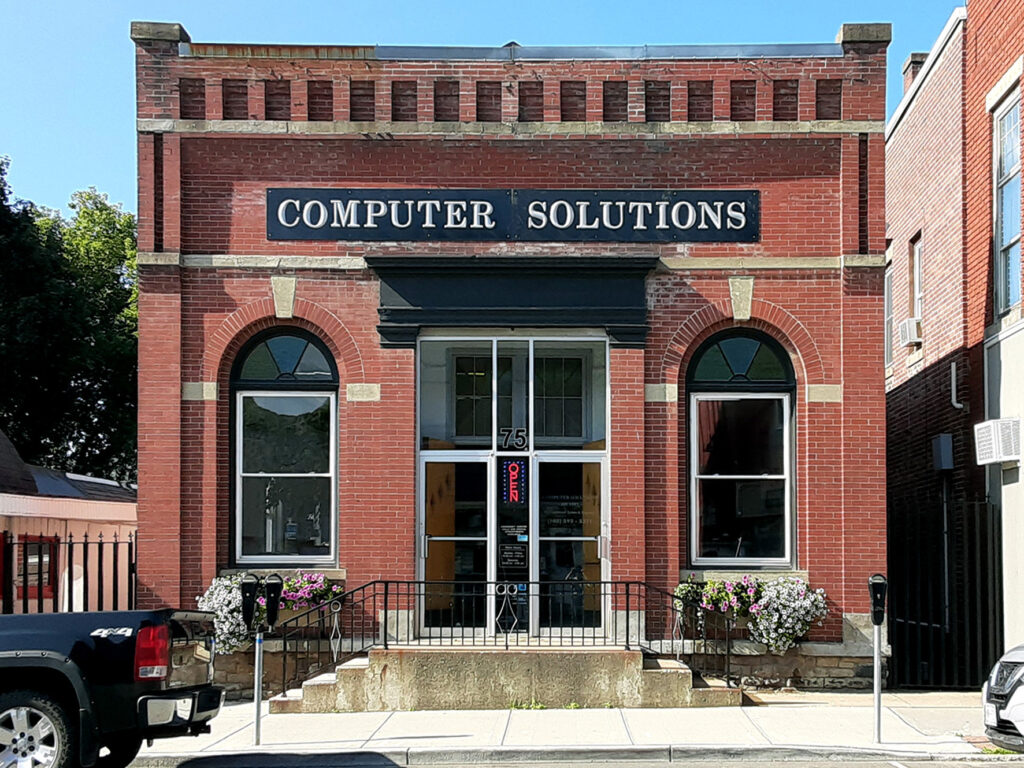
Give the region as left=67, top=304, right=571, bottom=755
left=278, top=648, right=739, bottom=712
left=689, top=676, right=744, bottom=707
left=300, top=672, right=340, bottom=713
left=639, top=657, right=694, bottom=706
left=268, top=688, right=304, bottom=714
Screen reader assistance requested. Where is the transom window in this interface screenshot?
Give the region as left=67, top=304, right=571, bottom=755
left=420, top=339, right=605, bottom=451
left=232, top=330, right=338, bottom=565
left=688, top=330, right=795, bottom=566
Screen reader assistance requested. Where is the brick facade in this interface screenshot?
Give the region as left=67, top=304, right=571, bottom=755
left=885, top=2, right=1022, bottom=684
left=964, top=0, right=1024, bottom=651
left=885, top=12, right=979, bottom=509
left=133, top=22, right=889, bottom=644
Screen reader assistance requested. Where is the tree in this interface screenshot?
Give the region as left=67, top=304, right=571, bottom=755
left=0, top=159, right=138, bottom=480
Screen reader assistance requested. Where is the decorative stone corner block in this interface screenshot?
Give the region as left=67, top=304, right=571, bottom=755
left=346, top=383, right=381, bottom=402
left=806, top=384, right=842, bottom=403
left=182, top=381, right=217, bottom=401
left=644, top=383, right=678, bottom=403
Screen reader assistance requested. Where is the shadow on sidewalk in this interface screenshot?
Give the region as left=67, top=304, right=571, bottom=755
left=174, top=754, right=400, bottom=768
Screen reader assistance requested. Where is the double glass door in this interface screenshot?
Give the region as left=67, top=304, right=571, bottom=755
left=418, top=336, right=608, bottom=635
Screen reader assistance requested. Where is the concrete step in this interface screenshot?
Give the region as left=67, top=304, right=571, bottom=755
left=277, top=647, right=739, bottom=712
left=268, top=688, right=303, bottom=714
left=299, top=672, right=339, bottom=713
left=689, top=675, right=744, bottom=707
left=639, top=657, right=694, bottom=706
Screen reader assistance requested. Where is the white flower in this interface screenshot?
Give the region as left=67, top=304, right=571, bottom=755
left=197, top=572, right=262, bottom=655
left=747, top=576, right=828, bottom=654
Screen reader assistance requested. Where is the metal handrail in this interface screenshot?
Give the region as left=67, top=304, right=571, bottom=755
left=274, top=579, right=733, bottom=695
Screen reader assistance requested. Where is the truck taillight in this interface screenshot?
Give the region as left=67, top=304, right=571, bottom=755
left=135, top=624, right=169, bottom=681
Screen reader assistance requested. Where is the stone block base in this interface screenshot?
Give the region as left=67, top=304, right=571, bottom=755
left=729, top=648, right=882, bottom=689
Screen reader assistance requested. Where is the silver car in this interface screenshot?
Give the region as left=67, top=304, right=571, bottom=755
left=984, top=645, right=1024, bottom=751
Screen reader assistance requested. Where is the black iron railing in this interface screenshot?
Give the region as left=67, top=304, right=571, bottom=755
left=1, top=531, right=138, bottom=614
left=275, top=579, right=733, bottom=695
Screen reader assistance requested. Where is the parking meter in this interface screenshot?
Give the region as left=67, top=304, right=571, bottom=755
left=868, top=573, right=887, bottom=743
left=869, top=574, right=888, bottom=626
left=264, top=573, right=284, bottom=629
left=240, top=574, right=260, bottom=630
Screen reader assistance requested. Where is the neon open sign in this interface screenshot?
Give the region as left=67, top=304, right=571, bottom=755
left=502, top=460, right=528, bottom=506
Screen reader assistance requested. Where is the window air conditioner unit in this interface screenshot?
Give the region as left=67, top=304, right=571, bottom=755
left=974, top=418, right=1021, bottom=465
left=898, top=317, right=923, bottom=347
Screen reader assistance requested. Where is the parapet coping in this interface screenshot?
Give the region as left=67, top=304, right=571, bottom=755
left=137, top=118, right=885, bottom=137
left=132, top=20, right=891, bottom=61
left=178, top=42, right=846, bottom=61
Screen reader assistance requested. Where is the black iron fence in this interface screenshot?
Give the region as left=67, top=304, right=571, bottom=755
left=1, top=531, right=138, bottom=614
left=275, top=580, right=733, bottom=695
left=888, top=495, right=1002, bottom=689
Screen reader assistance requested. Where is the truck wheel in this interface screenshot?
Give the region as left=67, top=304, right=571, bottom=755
left=0, top=689, right=75, bottom=768
left=96, top=736, right=142, bottom=768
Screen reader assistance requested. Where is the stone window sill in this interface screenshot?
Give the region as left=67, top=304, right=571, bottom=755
left=680, top=569, right=809, bottom=583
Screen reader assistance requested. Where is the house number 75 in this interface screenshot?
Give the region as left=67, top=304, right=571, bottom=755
left=500, top=427, right=528, bottom=450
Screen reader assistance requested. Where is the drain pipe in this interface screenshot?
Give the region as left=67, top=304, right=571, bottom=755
left=951, top=361, right=965, bottom=410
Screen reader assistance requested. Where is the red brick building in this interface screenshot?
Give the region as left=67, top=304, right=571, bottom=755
left=886, top=0, right=1024, bottom=689
left=132, top=20, right=889, bottom=668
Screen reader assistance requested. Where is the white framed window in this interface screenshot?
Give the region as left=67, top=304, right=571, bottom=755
left=995, top=94, right=1022, bottom=313
left=884, top=266, right=893, bottom=367
left=909, top=236, right=924, bottom=319
left=232, top=331, right=338, bottom=565
left=687, top=331, right=795, bottom=567
left=422, top=339, right=605, bottom=452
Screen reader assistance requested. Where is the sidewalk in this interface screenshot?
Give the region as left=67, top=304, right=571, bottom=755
left=135, top=690, right=996, bottom=766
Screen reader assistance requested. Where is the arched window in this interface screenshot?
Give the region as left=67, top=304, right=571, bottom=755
left=231, top=329, right=338, bottom=565
left=687, top=330, right=795, bottom=566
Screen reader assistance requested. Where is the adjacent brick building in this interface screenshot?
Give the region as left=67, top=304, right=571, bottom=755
left=886, top=0, right=1024, bottom=688
left=132, top=20, right=890, bottom=675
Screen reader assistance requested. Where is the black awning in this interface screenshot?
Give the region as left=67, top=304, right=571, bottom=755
left=365, top=254, right=658, bottom=348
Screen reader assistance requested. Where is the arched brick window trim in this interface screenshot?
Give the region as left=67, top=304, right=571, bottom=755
left=204, top=297, right=365, bottom=385
left=658, top=299, right=822, bottom=387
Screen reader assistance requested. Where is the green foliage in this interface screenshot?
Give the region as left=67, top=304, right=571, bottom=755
left=0, top=159, right=137, bottom=479
left=674, top=574, right=761, bottom=616
left=508, top=697, right=547, bottom=709
left=675, top=574, right=829, bottom=655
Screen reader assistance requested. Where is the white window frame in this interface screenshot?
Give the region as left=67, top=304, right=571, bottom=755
left=884, top=266, right=893, bottom=367
left=910, top=237, right=924, bottom=319
left=995, top=92, right=1022, bottom=314
left=689, top=392, right=792, bottom=568
left=234, top=390, right=338, bottom=566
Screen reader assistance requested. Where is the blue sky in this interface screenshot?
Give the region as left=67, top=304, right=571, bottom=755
left=0, top=0, right=963, bottom=216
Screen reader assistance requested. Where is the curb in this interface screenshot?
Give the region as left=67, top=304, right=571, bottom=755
left=131, top=743, right=995, bottom=766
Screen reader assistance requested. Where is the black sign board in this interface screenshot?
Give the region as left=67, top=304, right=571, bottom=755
left=267, top=188, right=759, bottom=243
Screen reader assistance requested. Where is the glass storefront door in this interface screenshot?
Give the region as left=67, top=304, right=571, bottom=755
left=418, top=335, right=608, bottom=636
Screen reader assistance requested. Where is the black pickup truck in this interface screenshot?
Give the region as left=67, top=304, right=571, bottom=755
left=0, top=610, right=223, bottom=768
